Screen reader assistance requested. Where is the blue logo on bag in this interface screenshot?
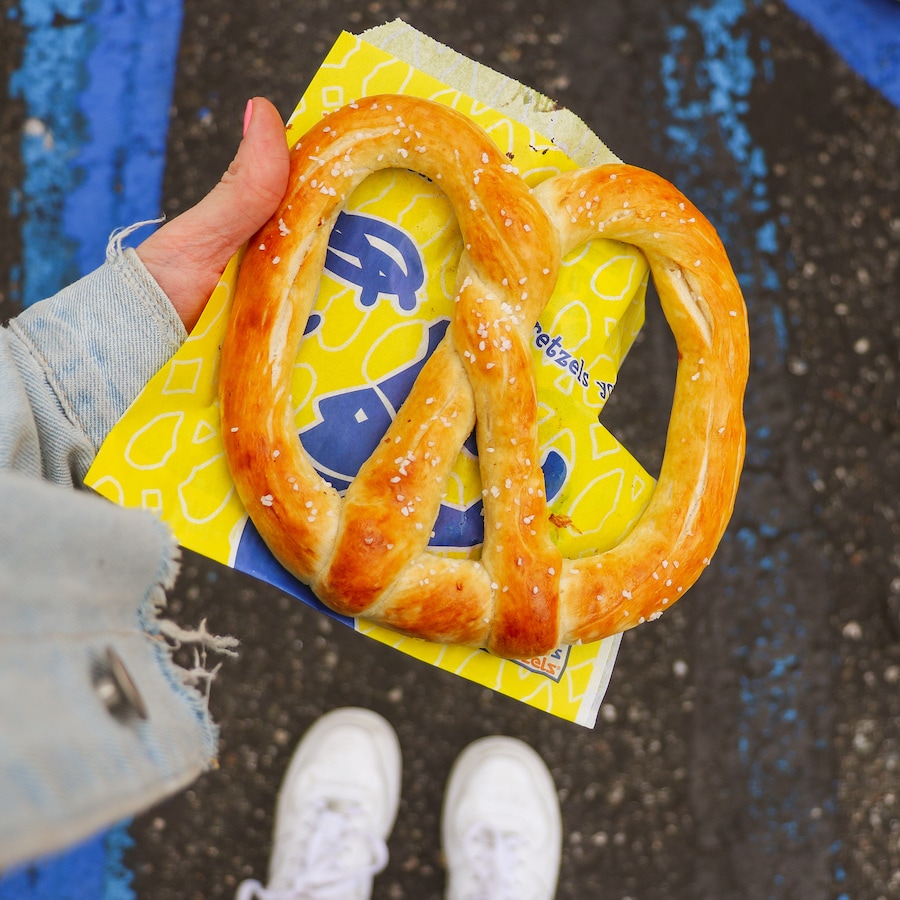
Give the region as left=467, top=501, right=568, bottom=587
left=325, top=211, right=425, bottom=312
left=300, top=319, right=450, bottom=493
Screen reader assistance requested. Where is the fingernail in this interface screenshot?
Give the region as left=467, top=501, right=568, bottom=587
left=243, top=98, right=253, bottom=137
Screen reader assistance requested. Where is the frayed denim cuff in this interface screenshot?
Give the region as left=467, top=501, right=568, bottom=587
left=0, top=472, right=236, bottom=869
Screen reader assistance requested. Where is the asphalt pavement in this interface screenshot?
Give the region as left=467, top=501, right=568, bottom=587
left=2, top=1, right=899, bottom=898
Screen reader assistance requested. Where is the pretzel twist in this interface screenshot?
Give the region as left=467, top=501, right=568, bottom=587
left=219, top=94, right=749, bottom=659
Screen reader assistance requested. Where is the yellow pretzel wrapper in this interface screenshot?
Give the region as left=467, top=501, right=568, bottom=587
left=87, top=22, right=654, bottom=727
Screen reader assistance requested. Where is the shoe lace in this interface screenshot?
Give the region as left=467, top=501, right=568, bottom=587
left=235, top=797, right=389, bottom=900
left=459, top=822, right=528, bottom=900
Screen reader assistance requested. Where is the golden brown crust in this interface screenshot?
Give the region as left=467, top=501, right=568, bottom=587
left=533, top=165, right=749, bottom=643
left=219, top=94, right=749, bottom=659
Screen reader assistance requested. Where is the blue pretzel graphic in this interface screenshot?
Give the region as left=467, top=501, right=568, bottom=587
left=325, top=211, right=425, bottom=312
left=300, top=320, right=450, bottom=491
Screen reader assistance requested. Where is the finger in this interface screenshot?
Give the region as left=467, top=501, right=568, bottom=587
left=191, top=97, right=291, bottom=250
left=137, top=97, right=290, bottom=331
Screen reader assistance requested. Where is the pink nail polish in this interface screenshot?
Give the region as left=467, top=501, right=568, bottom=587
left=243, top=99, right=254, bottom=136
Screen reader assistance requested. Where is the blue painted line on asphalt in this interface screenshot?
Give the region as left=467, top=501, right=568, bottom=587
left=8, top=0, right=182, bottom=307
left=0, top=822, right=134, bottom=900
left=782, top=0, right=900, bottom=108
left=660, top=0, right=834, bottom=887
left=3, top=0, right=182, bottom=895
left=8, top=0, right=95, bottom=307
left=66, top=0, right=183, bottom=280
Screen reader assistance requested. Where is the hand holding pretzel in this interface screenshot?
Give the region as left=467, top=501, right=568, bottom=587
left=219, top=94, right=749, bottom=659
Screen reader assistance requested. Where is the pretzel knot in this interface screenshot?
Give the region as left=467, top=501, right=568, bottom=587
left=219, top=94, right=749, bottom=659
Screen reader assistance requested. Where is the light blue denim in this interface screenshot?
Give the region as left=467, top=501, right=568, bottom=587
left=0, top=236, right=224, bottom=869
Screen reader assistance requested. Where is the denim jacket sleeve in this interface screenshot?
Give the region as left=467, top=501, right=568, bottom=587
left=0, top=237, right=227, bottom=870
left=1, top=233, right=186, bottom=484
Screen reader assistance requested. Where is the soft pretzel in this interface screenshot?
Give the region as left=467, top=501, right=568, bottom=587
left=219, top=94, right=749, bottom=659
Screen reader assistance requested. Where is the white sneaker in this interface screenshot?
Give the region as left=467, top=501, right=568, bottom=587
left=236, top=707, right=402, bottom=900
left=441, top=736, right=562, bottom=900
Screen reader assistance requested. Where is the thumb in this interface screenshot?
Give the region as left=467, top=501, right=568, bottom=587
left=137, top=97, right=290, bottom=331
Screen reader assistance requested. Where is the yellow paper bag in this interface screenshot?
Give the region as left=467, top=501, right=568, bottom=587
left=87, top=24, right=654, bottom=727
